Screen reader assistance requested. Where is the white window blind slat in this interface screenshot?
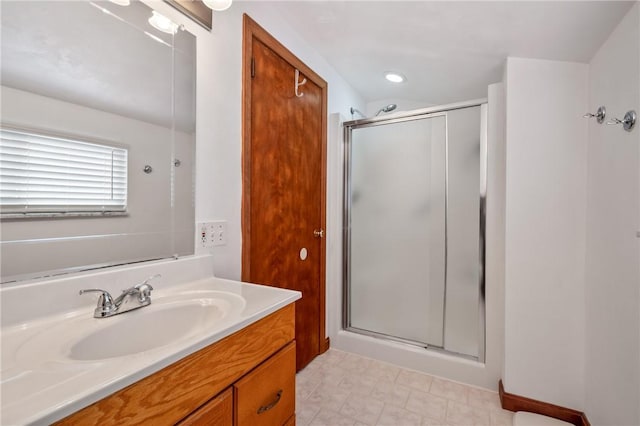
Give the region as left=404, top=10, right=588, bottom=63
left=0, top=155, right=124, bottom=172
left=1, top=139, right=126, bottom=160
left=0, top=179, right=126, bottom=189
left=0, top=161, right=126, bottom=180
left=0, top=129, right=128, bottom=215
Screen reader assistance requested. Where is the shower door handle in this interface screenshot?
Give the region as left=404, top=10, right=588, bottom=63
left=314, top=229, right=324, bottom=238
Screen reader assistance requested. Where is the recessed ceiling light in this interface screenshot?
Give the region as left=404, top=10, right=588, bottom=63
left=148, top=11, right=179, bottom=35
left=108, top=0, right=130, bottom=5
left=385, top=72, right=406, bottom=83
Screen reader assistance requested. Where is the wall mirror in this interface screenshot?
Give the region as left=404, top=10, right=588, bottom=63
left=0, top=0, right=196, bottom=283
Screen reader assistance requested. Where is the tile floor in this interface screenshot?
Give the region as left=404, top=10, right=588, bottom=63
left=295, top=349, right=514, bottom=426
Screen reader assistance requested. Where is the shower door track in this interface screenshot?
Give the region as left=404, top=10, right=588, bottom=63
left=342, top=98, right=488, bottom=363
left=347, top=326, right=481, bottom=363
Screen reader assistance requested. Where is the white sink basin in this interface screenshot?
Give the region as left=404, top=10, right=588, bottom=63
left=15, top=290, right=246, bottom=366
left=69, top=302, right=226, bottom=360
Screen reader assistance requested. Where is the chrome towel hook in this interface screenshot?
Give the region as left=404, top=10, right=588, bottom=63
left=607, top=110, right=636, bottom=132
left=583, top=106, right=606, bottom=123
left=294, top=69, right=307, bottom=98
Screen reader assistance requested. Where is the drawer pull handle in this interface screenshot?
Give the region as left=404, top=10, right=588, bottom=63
left=257, top=389, right=283, bottom=414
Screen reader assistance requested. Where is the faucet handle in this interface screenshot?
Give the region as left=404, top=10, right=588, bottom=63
left=79, top=289, right=117, bottom=317
left=137, top=274, right=161, bottom=289
left=134, top=274, right=160, bottom=303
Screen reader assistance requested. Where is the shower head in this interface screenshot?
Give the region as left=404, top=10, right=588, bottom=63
left=375, top=104, right=397, bottom=116
left=350, top=107, right=366, bottom=119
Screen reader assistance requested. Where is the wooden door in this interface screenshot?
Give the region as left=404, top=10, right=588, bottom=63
left=242, top=15, right=328, bottom=370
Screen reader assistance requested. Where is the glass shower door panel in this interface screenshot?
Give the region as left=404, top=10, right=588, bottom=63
left=443, top=106, right=481, bottom=357
left=349, top=116, right=446, bottom=346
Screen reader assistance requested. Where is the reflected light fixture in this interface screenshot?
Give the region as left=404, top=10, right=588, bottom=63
left=203, top=0, right=233, bottom=11
left=384, top=72, right=406, bottom=83
left=108, top=0, right=130, bottom=5
left=148, top=11, right=179, bottom=34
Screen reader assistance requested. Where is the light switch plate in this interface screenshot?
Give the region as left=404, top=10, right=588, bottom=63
left=208, top=221, right=227, bottom=246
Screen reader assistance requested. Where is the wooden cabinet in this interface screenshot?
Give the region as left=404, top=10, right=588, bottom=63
left=234, top=342, right=295, bottom=426
left=178, top=388, right=233, bottom=426
left=55, top=304, right=296, bottom=426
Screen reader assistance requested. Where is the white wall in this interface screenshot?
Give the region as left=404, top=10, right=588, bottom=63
left=585, top=4, right=640, bottom=425
left=503, top=57, right=588, bottom=410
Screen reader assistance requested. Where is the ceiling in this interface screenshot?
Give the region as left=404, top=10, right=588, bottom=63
left=272, top=1, right=636, bottom=106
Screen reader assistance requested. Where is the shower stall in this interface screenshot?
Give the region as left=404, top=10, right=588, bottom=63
left=342, top=100, right=487, bottom=361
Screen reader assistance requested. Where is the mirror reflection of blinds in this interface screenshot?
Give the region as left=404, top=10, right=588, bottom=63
left=0, top=128, right=128, bottom=216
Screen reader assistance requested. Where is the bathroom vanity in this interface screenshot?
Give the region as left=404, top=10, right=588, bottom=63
left=56, top=304, right=296, bottom=425
left=0, top=256, right=301, bottom=425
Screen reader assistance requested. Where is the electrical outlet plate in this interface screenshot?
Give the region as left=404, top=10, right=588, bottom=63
left=197, top=221, right=227, bottom=248
left=198, top=222, right=212, bottom=248
left=209, top=220, right=227, bottom=246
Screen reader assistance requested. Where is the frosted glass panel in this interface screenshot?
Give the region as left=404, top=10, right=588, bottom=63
left=349, top=116, right=446, bottom=346
left=443, top=106, right=481, bottom=357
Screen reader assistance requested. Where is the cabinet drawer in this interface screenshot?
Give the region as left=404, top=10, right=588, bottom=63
left=234, top=342, right=296, bottom=426
left=178, top=387, right=233, bottom=426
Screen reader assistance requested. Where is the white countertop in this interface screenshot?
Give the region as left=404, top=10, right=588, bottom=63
left=1, top=276, right=301, bottom=425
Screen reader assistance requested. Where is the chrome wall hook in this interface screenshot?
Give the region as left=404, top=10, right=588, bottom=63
left=583, top=106, right=606, bottom=123
left=606, top=110, right=636, bottom=132
left=294, top=69, right=307, bottom=98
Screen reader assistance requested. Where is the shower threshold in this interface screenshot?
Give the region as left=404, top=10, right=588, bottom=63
left=345, top=325, right=480, bottom=362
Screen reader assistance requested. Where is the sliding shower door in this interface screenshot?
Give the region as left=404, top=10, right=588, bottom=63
left=346, top=115, right=447, bottom=347
left=344, top=104, right=485, bottom=359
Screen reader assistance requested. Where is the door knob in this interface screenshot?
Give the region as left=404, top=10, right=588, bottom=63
left=313, top=229, right=324, bottom=238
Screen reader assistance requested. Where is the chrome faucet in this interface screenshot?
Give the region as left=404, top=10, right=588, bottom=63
left=79, top=274, right=160, bottom=318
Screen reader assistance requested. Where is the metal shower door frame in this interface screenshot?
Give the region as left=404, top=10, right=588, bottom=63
left=342, top=99, right=487, bottom=362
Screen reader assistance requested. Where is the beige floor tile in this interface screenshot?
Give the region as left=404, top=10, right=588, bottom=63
left=421, top=417, right=451, bottom=426
left=489, top=409, right=514, bottom=426
left=377, top=403, right=423, bottom=426
left=366, top=360, right=401, bottom=382
left=405, top=389, right=448, bottom=421
left=307, top=382, right=351, bottom=412
left=310, top=408, right=357, bottom=426
left=339, top=393, right=385, bottom=425
left=396, top=368, right=434, bottom=392
left=445, top=400, right=491, bottom=426
left=298, top=351, right=487, bottom=426
left=296, top=400, right=321, bottom=426
left=297, top=371, right=322, bottom=400
left=429, top=377, right=470, bottom=404
left=338, top=372, right=378, bottom=396
left=341, top=352, right=373, bottom=374
left=467, top=387, right=502, bottom=411
left=318, top=348, right=349, bottom=365
left=314, top=364, right=349, bottom=387
left=370, top=380, right=412, bottom=408
left=299, top=362, right=320, bottom=377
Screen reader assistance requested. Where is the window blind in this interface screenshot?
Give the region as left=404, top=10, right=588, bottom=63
left=0, top=128, right=128, bottom=216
